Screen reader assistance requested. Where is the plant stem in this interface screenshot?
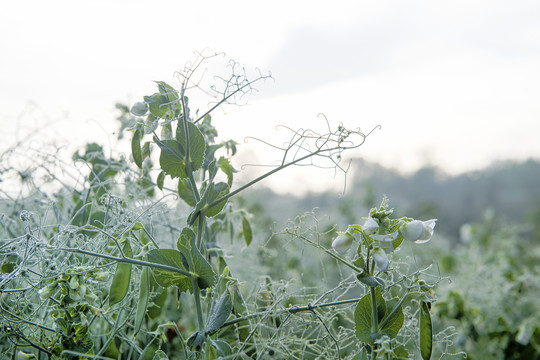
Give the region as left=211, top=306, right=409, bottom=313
left=371, top=287, right=379, bottom=334
left=192, top=278, right=204, bottom=331
left=56, top=247, right=195, bottom=279
left=219, top=296, right=361, bottom=330
left=198, top=140, right=349, bottom=224
left=370, top=287, right=379, bottom=360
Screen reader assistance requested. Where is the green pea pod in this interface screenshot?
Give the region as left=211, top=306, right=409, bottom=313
left=109, top=239, right=133, bottom=307
left=134, top=266, right=150, bottom=335
left=420, top=301, right=433, bottom=360
left=132, top=129, right=143, bottom=169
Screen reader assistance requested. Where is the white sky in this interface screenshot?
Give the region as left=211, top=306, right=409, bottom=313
left=1, top=0, right=540, bottom=194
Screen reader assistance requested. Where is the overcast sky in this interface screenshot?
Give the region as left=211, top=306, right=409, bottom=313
left=1, top=0, right=539, bottom=193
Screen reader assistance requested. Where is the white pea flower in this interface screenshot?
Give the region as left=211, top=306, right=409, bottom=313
left=373, top=248, right=390, bottom=271
left=332, top=232, right=355, bottom=255
left=401, top=219, right=437, bottom=243
left=371, top=231, right=398, bottom=252
left=362, top=217, right=379, bottom=235
left=371, top=231, right=398, bottom=243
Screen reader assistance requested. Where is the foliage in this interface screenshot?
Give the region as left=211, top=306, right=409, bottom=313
left=0, top=52, right=449, bottom=359
left=434, top=212, right=540, bottom=359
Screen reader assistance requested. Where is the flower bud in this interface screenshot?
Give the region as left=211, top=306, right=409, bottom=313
left=401, top=219, right=437, bottom=243
left=362, top=217, right=379, bottom=235
left=332, top=232, right=354, bottom=255
left=373, top=248, right=389, bottom=271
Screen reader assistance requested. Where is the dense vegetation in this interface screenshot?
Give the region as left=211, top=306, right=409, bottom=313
left=1, top=54, right=539, bottom=359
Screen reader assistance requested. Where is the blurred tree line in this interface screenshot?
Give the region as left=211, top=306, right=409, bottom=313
left=245, top=158, right=540, bottom=243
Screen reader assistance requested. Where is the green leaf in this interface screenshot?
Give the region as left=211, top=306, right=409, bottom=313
left=354, top=289, right=387, bottom=344
left=203, top=144, right=223, bottom=169
left=148, top=287, right=168, bottom=319
left=177, top=178, right=197, bottom=206
left=357, top=272, right=384, bottom=288
left=156, top=81, right=180, bottom=101
left=152, top=350, right=169, bottom=360
left=176, top=121, right=206, bottom=173
left=420, top=301, right=433, bottom=360
left=380, top=304, right=404, bottom=339
left=131, top=102, right=148, bottom=116
left=352, top=256, right=365, bottom=270
left=157, top=170, right=165, bottom=190
left=393, top=345, right=410, bottom=359
left=210, top=340, right=233, bottom=357
left=176, top=228, right=215, bottom=289
left=165, top=290, right=230, bottom=352
left=156, top=138, right=186, bottom=179
left=218, top=156, right=237, bottom=187
left=187, top=331, right=206, bottom=351
left=142, top=141, right=151, bottom=160
left=161, top=123, right=173, bottom=140
left=134, top=267, right=150, bottom=335
left=109, top=240, right=133, bottom=307
left=147, top=249, right=192, bottom=293
left=204, top=182, right=230, bottom=217
left=206, top=290, right=232, bottom=334
left=242, top=215, right=253, bottom=247
left=132, top=129, right=143, bottom=169
left=144, top=93, right=173, bottom=118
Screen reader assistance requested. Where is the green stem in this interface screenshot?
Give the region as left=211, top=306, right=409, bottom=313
left=219, top=296, right=361, bottom=330
left=196, top=215, right=205, bottom=251
left=295, top=233, right=363, bottom=273
left=192, top=278, right=204, bottom=331
left=370, top=286, right=379, bottom=360
left=378, top=291, right=419, bottom=329
left=57, top=247, right=195, bottom=279
left=370, top=287, right=379, bottom=334
left=196, top=141, right=358, bottom=223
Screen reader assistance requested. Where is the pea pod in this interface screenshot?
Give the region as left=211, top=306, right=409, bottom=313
left=133, top=266, right=150, bottom=335
left=109, top=239, right=133, bottom=307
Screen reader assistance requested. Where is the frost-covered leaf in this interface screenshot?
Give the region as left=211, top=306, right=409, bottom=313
left=176, top=121, right=206, bottom=173
left=147, top=249, right=191, bottom=293
left=176, top=227, right=215, bottom=289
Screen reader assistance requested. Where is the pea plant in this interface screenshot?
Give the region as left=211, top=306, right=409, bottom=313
left=0, top=53, right=445, bottom=359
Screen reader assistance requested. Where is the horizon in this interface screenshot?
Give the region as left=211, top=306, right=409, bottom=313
left=2, top=1, right=540, bottom=194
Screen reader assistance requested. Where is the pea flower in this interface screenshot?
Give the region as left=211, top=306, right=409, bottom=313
left=400, top=219, right=437, bottom=244
left=371, top=231, right=398, bottom=252
left=362, top=217, right=379, bottom=235
left=332, top=231, right=355, bottom=255
left=373, top=248, right=390, bottom=271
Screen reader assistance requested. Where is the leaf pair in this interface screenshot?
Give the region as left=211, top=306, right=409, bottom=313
left=187, top=290, right=233, bottom=351
left=147, top=228, right=215, bottom=292
left=354, top=289, right=404, bottom=344
left=155, top=121, right=206, bottom=179
left=355, top=289, right=433, bottom=360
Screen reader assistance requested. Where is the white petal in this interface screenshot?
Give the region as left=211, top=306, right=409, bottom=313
left=401, top=220, right=424, bottom=241
left=415, top=219, right=437, bottom=243
left=332, top=233, right=354, bottom=255
left=371, top=231, right=398, bottom=242
left=362, top=218, right=379, bottom=235
left=373, top=248, right=389, bottom=271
